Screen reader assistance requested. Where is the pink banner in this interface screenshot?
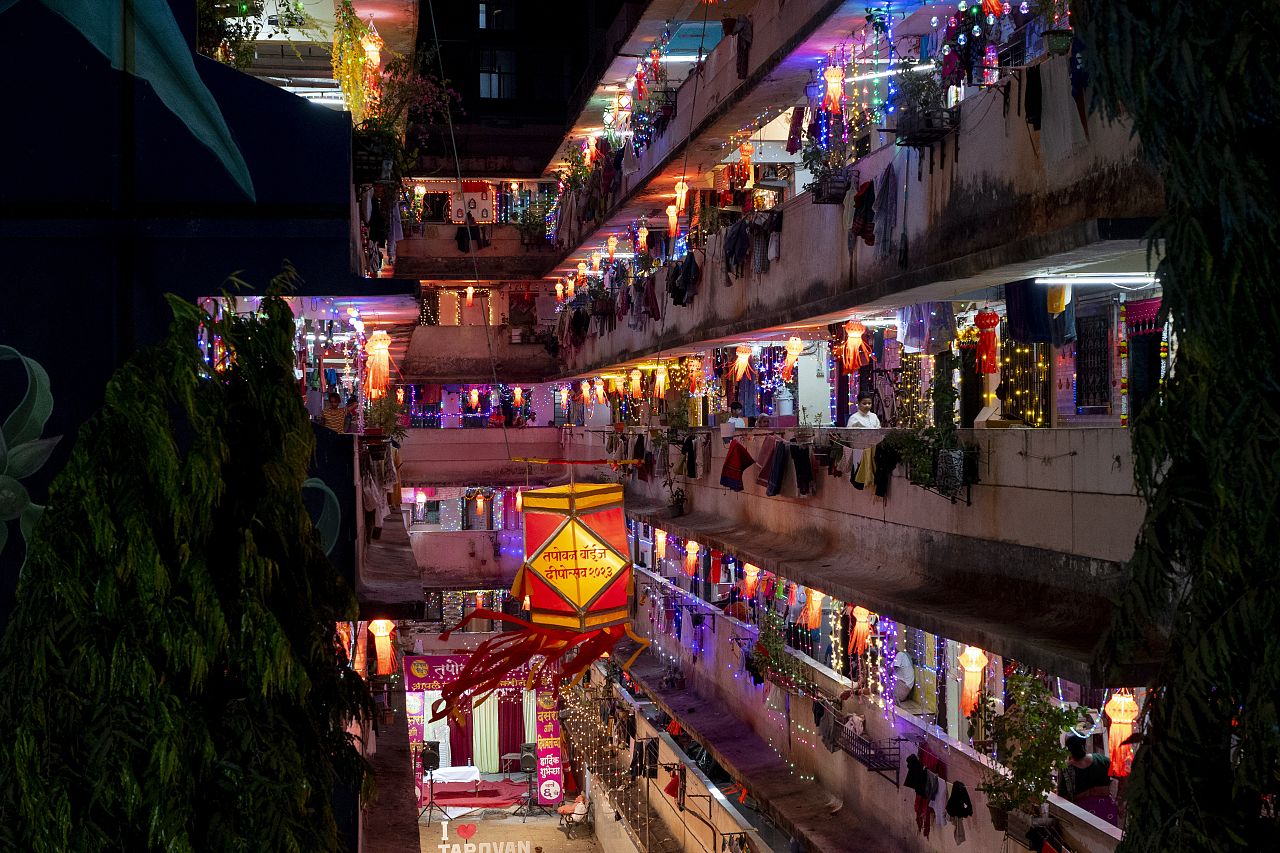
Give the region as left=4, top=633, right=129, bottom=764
left=534, top=689, right=564, bottom=805
left=403, top=654, right=530, bottom=693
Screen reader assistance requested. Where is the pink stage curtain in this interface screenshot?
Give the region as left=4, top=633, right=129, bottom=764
left=448, top=700, right=474, bottom=767
left=498, top=696, right=525, bottom=759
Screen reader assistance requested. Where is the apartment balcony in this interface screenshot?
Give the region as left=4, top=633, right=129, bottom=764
left=400, top=324, right=559, bottom=384
left=396, top=424, right=565, bottom=486
left=394, top=224, right=558, bottom=280
left=559, top=51, right=1162, bottom=377
left=564, top=425, right=1146, bottom=686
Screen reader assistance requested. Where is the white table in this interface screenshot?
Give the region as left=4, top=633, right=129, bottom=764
left=426, top=765, right=482, bottom=784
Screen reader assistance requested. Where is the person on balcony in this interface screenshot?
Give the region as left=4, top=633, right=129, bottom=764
left=846, top=393, right=882, bottom=428
left=1059, top=734, right=1118, bottom=825
left=320, top=393, right=346, bottom=432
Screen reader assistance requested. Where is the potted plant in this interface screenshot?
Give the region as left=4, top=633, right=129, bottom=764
left=801, top=133, right=853, bottom=204
left=364, top=394, right=408, bottom=459
left=977, top=672, right=1077, bottom=831
left=893, top=60, right=956, bottom=146
left=1035, top=0, right=1074, bottom=55
left=666, top=484, right=687, bottom=517
left=515, top=195, right=551, bottom=248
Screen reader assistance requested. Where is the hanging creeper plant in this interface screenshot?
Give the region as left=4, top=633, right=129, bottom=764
left=0, top=268, right=373, bottom=852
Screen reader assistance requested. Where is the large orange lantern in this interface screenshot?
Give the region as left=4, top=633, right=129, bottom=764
left=365, top=330, right=392, bottom=399
left=577, top=261, right=588, bottom=278
left=607, top=234, right=618, bottom=261
left=555, top=281, right=564, bottom=303
left=654, top=528, right=667, bottom=560
left=465, top=285, right=475, bottom=308
left=469, top=388, right=480, bottom=409
left=822, top=64, right=844, bottom=113
left=848, top=605, right=872, bottom=656
left=797, top=588, right=825, bottom=630
left=839, top=321, right=872, bottom=371
left=513, top=386, right=524, bottom=407
left=666, top=203, right=679, bottom=237
left=653, top=365, right=669, bottom=399
left=782, top=336, right=804, bottom=381
left=591, top=251, right=602, bottom=271
left=629, top=368, right=643, bottom=400
left=683, top=540, right=701, bottom=577
left=637, top=224, right=649, bottom=252
left=432, top=483, right=644, bottom=719
left=367, top=619, right=396, bottom=676
left=959, top=645, right=989, bottom=717
left=741, top=564, right=761, bottom=597
left=580, top=380, right=592, bottom=403
left=732, top=345, right=755, bottom=382
left=674, top=178, right=689, bottom=215
left=593, top=377, right=608, bottom=405
left=1104, top=690, right=1140, bottom=777
left=567, top=277, right=576, bottom=300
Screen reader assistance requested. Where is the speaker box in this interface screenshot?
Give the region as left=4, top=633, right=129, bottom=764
left=422, top=741, right=441, bottom=772
left=519, top=742, right=537, bottom=773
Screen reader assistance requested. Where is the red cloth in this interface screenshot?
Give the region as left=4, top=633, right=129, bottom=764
left=719, top=439, right=756, bottom=491
left=448, top=701, right=474, bottom=767
left=498, top=696, right=524, bottom=759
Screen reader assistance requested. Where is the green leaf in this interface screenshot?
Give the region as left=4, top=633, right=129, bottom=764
left=41, top=0, right=256, bottom=200
left=0, top=474, right=30, bottom=522
left=0, top=345, right=54, bottom=449
left=5, top=436, right=61, bottom=480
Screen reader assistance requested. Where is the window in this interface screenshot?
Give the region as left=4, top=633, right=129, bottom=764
left=479, top=49, right=516, bottom=99
left=478, top=2, right=514, bottom=30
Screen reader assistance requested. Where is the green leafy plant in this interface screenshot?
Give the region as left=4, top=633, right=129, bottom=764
left=365, top=393, right=407, bottom=441
left=800, top=133, right=853, bottom=193
left=1080, top=0, right=1280, bottom=847
left=515, top=194, right=553, bottom=240
left=0, top=269, right=373, bottom=851
left=977, top=671, right=1076, bottom=815
left=332, top=0, right=374, bottom=123
left=892, top=59, right=946, bottom=115
left=749, top=611, right=815, bottom=695
left=0, top=346, right=60, bottom=571
left=196, top=0, right=265, bottom=69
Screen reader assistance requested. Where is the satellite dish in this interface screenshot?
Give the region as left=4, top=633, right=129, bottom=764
left=894, top=651, right=915, bottom=703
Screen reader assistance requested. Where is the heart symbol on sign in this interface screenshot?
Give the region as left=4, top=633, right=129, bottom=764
left=456, top=824, right=478, bottom=840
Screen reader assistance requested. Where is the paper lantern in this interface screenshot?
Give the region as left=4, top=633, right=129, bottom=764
left=666, top=203, right=679, bottom=237
left=415, top=489, right=428, bottom=505
left=822, top=64, right=844, bottom=113
left=465, top=285, right=475, bottom=308
left=741, top=564, right=761, bottom=598
left=959, top=645, right=989, bottom=717
left=602, top=109, right=615, bottom=128
left=396, top=386, right=404, bottom=405
left=797, top=589, right=825, bottom=630
left=674, top=178, right=689, bottom=215
left=782, top=336, right=804, bottom=381
left=654, top=529, right=666, bottom=560
left=683, top=540, right=701, bottom=578
left=555, top=281, right=564, bottom=303
left=607, top=235, right=618, bottom=261
left=352, top=620, right=369, bottom=676
left=577, top=261, right=588, bottom=278
left=686, top=357, right=703, bottom=392
left=975, top=309, right=1001, bottom=374
left=432, top=483, right=643, bottom=719
left=513, top=386, right=524, bottom=407
left=848, top=605, right=872, bottom=656
left=839, top=321, right=872, bottom=372
left=591, top=251, right=602, bottom=271
left=469, top=388, right=480, bottom=409
left=653, top=365, right=668, bottom=399
left=629, top=368, right=643, bottom=400
left=364, top=330, right=392, bottom=399
left=475, top=493, right=486, bottom=515
left=566, top=277, right=576, bottom=300
left=1104, top=690, right=1140, bottom=778
left=580, top=380, right=591, bottom=402
left=738, top=141, right=754, bottom=169
left=732, top=345, right=755, bottom=382
left=360, top=18, right=383, bottom=67
left=637, top=224, right=649, bottom=251
left=593, top=377, right=607, bottom=405
left=368, top=619, right=396, bottom=676
left=515, top=489, right=523, bottom=512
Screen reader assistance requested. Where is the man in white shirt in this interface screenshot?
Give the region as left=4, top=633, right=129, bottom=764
left=846, top=393, right=881, bottom=428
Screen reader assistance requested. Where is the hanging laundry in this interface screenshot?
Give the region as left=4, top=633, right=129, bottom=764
left=873, top=163, right=898, bottom=260
left=720, top=439, right=756, bottom=491
left=849, top=181, right=876, bottom=247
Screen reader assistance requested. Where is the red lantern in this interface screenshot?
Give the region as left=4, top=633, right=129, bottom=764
left=431, top=484, right=645, bottom=720
left=782, top=336, right=803, bottom=381
left=741, top=564, right=760, bottom=598
left=839, top=321, right=872, bottom=372
left=959, top=646, right=989, bottom=717
left=975, top=309, right=1001, bottom=374
left=797, top=588, right=825, bottom=630
left=848, top=605, right=872, bottom=656
left=822, top=64, right=844, bottom=113
left=732, top=345, right=755, bottom=382
left=666, top=203, right=679, bottom=237
left=683, top=540, right=701, bottom=577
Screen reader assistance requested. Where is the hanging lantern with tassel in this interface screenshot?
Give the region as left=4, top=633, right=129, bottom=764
left=1104, top=690, right=1140, bottom=777
left=782, top=336, right=804, bottom=381
left=959, top=645, right=989, bottom=717
left=607, top=234, right=618, bottom=262
left=741, top=564, right=761, bottom=598
left=469, top=387, right=480, bottom=410
left=430, top=483, right=647, bottom=721
left=364, top=330, right=392, bottom=399
left=367, top=618, right=396, bottom=676
left=580, top=380, right=592, bottom=403
left=593, top=377, right=607, bottom=405
left=653, top=365, right=669, bottom=399
left=513, top=386, right=524, bottom=408
left=848, top=605, right=872, bottom=656
left=352, top=620, right=369, bottom=676
left=629, top=368, right=643, bottom=400
left=666, top=203, right=679, bottom=237
left=577, top=260, right=588, bottom=279
left=822, top=63, right=844, bottom=113
left=839, top=321, right=872, bottom=372
left=396, top=386, right=405, bottom=405
left=465, top=285, right=475, bottom=308
left=637, top=223, right=649, bottom=252
left=555, top=281, right=564, bottom=303
left=797, top=588, right=825, bottom=630
left=475, top=492, right=486, bottom=516
left=514, top=489, right=523, bottom=512
left=674, top=178, right=689, bottom=215
left=590, top=251, right=602, bottom=271
left=654, top=528, right=666, bottom=561
left=567, top=277, right=576, bottom=300
left=683, top=540, right=701, bottom=578
left=732, top=345, right=755, bottom=382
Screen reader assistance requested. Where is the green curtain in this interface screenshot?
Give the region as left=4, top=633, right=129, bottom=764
left=523, top=689, right=538, bottom=744
left=471, top=694, right=500, bottom=773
